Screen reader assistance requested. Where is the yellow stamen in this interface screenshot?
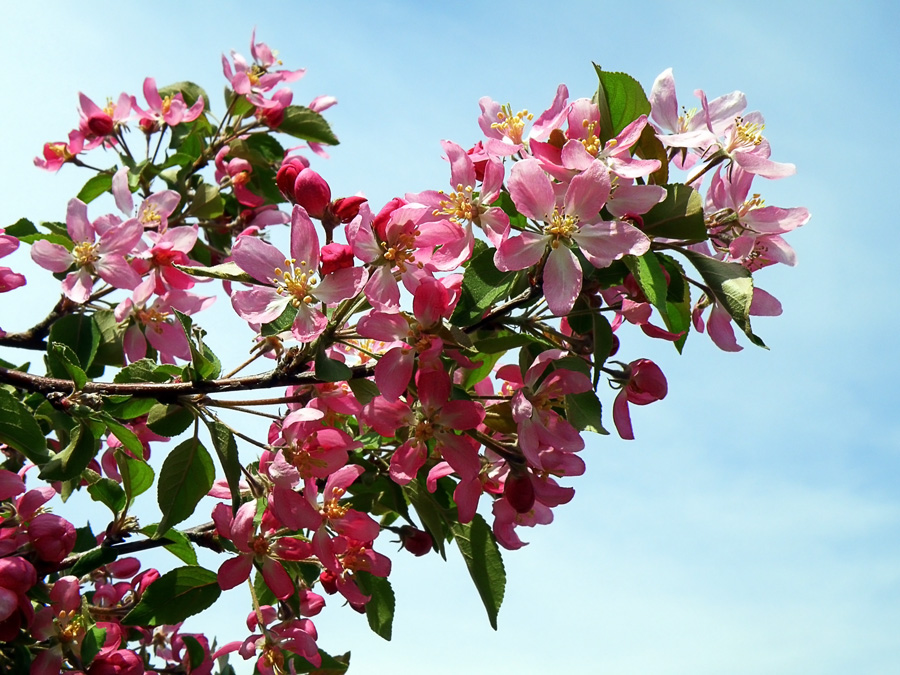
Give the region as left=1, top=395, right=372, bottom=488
left=491, top=104, right=533, bottom=145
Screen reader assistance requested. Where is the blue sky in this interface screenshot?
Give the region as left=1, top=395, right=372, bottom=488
left=2, top=1, right=899, bottom=673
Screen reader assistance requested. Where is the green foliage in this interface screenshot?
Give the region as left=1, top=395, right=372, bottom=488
left=76, top=173, right=113, bottom=204
left=278, top=106, right=340, bottom=145
left=204, top=419, right=242, bottom=513
left=356, top=571, right=395, bottom=641
left=156, top=437, right=215, bottom=535
left=39, top=421, right=98, bottom=481
left=641, top=184, right=707, bottom=241
left=592, top=65, right=651, bottom=143
left=451, top=514, right=506, bottom=630
left=450, top=245, right=518, bottom=327
left=122, top=566, right=220, bottom=626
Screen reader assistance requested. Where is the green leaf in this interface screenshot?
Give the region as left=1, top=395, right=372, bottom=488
left=49, top=313, right=101, bottom=371
left=174, top=310, right=221, bottom=380
left=114, top=358, right=176, bottom=384
left=188, top=182, right=224, bottom=219
left=122, top=566, right=220, bottom=626
left=634, top=122, right=668, bottom=185
left=315, top=351, right=352, bottom=382
left=46, top=343, right=87, bottom=389
left=39, top=422, right=98, bottom=481
left=81, top=626, right=107, bottom=666
left=450, top=514, right=506, bottom=629
left=449, top=246, right=517, bottom=327
left=347, top=377, right=379, bottom=405
left=591, top=312, right=615, bottom=387
left=203, top=419, right=242, bottom=513
left=116, top=450, right=155, bottom=506
left=158, top=81, right=210, bottom=109
left=91, top=309, right=127, bottom=368
left=87, top=477, right=127, bottom=513
left=261, top=302, right=298, bottom=336
left=565, top=390, right=608, bottom=435
left=157, top=437, right=215, bottom=535
left=403, top=479, right=447, bottom=558
left=140, top=524, right=198, bottom=565
left=355, top=571, right=394, bottom=641
left=278, top=106, right=340, bottom=145
left=69, top=546, right=118, bottom=577
left=288, top=649, right=350, bottom=674
left=623, top=251, right=668, bottom=319
left=658, top=253, right=691, bottom=353
left=76, top=173, right=113, bottom=204
left=681, top=250, right=766, bottom=348
left=641, top=184, right=707, bottom=241
left=5, top=217, right=37, bottom=238
left=147, top=403, right=195, bottom=437
left=101, top=416, right=145, bottom=458
left=181, top=635, right=206, bottom=670
left=592, top=65, right=651, bottom=143
left=173, top=261, right=257, bottom=284
left=224, top=87, right=255, bottom=118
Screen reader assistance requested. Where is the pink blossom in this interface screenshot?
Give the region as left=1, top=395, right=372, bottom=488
left=34, top=130, right=85, bottom=172
left=77, top=92, right=133, bottom=149
left=214, top=147, right=264, bottom=207
left=133, top=77, right=205, bottom=128
left=612, top=359, right=668, bottom=440
left=222, top=29, right=305, bottom=96
left=0, top=230, right=25, bottom=293
left=31, top=199, right=142, bottom=303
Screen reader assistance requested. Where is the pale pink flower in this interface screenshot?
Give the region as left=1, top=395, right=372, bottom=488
left=133, top=77, right=205, bottom=128
left=222, top=29, right=305, bottom=96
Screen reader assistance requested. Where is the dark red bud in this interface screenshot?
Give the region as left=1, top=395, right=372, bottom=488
left=372, top=197, right=407, bottom=240
left=139, top=117, right=160, bottom=135
left=331, top=195, right=368, bottom=223
left=398, top=525, right=433, bottom=557
left=349, top=601, right=367, bottom=614
left=504, top=470, right=535, bottom=514
left=87, top=113, right=115, bottom=137
left=293, top=168, right=332, bottom=219
left=608, top=333, right=620, bottom=357
left=319, top=569, right=338, bottom=595
left=319, top=243, right=354, bottom=276
left=275, top=157, right=309, bottom=202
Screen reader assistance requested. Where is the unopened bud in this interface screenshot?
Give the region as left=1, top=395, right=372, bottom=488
left=87, top=113, right=115, bottom=137
left=331, top=195, right=368, bottom=224
left=398, top=525, right=433, bottom=556
left=319, top=243, right=354, bottom=276
left=275, top=157, right=310, bottom=202
left=293, top=168, right=332, bottom=219
left=504, top=470, right=535, bottom=514
left=319, top=569, right=338, bottom=595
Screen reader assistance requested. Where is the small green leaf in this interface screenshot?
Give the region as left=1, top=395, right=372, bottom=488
left=623, top=251, right=668, bottom=319
left=87, top=477, right=127, bottom=513
left=261, top=302, right=298, bottom=336
left=69, top=546, right=118, bottom=577
left=122, top=565, right=220, bottom=626
left=91, top=309, right=127, bottom=368
left=147, top=403, right=195, bottom=438
left=173, top=261, right=257, bottom=284
left=101, top=416, right=145, bottom=458
left=116, top=450, right=155, bottom=506
left=5, top=218, right=37, bottom=238
left=204, top=419, right=242, bottom=513
left=565, top=390, right=608, bottom=435
left=76, top=173, right=113, bottom=204
left=157, top=437, right=215, bottom=535
left=641, top=184, right=707, bottom=241
left=681, top=250, right=766, bottom=348
left=315, top=351, right=352, bottom=382
left=450, top=246, right=517, bottom=327
left=347, top=377, right=379, bottom=405
left=592, top=312, right=615, bottom=387
left=278, top=106, right=339, bottom=145
left=355, top=571, right=394, bottom=641
left=592, top=66, right=651, bottom=143
left=140, top=524, right=198, bottom=565
left=49, top=313, right=101, bottom=371
left=46, top=343, right=87, bottom=389
left=451, top=514, right=506, bottom=629
left=80, top=626, right=107, bottom=666
left=39, top=422, right=98, bottom=481
left=188, top=183, right=224, bottom=219
left=181, top=635, right=206, bottom=670
left=157, top=81, right=210, bottom=109
left=634, top=122, right=668, bottom=185
left=114, top=358, right=176, bottom=384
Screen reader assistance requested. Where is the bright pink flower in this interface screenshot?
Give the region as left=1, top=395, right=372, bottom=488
left=213, top=605, right=321, bottom=672
left=214, top=147, right=264, bottom=207
left=0, top=556, right=36, bottom=641
left=612, top=359, right=668, bottom=440
left=77, top=92, right=132, bottom=149
left=116, top=290, right=214, bottom=363
left=222, top=29, right=305, bottom=96
left=34, top=130, right=85, bottom=172
left=133, top=77, right=205, bottom=128
left=496, top=158, right=650, bottom=316
left=27, top=513, right=76, bottom=563
left=231, top=205, right=367, bottom=342
left=111, top=166, right=181, bottom=230
left=31, top=199, right=142, bottom=303
left=0, top=230, right=25, bottom=293
left=478, top=84, right=569, bottom=157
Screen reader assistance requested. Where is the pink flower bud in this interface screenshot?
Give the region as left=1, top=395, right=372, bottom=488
left=292, top=168, right=332, bottom=219
left=87, top=113, right=115, bottom=137
left=398, top=525, right=433, bottom=556
left=319, top=569, right=338, bottom=595
left=372, top=197, right=407, bottom=240
left=319, top=243, right=354, bottom=276
left=87, top=648, right=143, bottom=675
left=504, top=470, right=535, bottom=514
left=298, top=588, right=326, bottom=616
left=275, top=156, right=310, bottom=202
left=331, top=196, right=368, bottom=224
left=28, top=513, right=76, bottom=563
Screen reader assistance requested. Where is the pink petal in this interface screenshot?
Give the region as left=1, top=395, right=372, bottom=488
left=543, top=245, right=581, bottom=316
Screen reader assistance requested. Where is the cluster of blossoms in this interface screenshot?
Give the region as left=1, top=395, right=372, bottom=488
left=0, top=32, right=807, bottom=673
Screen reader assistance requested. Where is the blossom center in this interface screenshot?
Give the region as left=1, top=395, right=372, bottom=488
left=251, top=535, right=271, bottom=557
left=435, top=184, right=479, bottom=223
left=161, top=95, right=173, bottom=115
left=491, top=104, right=533, bottom=145
left=382, top=231, right=420, bottom=274
left=545, top=207, right=579, bottom=247
left=580, top=120, right=602, bottom=156
left=274, top=258, right=318, bottom=307
left=734, top=116, right=765, bottom=148
left=678, top=106, right=697, bottom=132
left=49, top=143, right=74, bottom=160
left=73, top=241, right=100, bottom=268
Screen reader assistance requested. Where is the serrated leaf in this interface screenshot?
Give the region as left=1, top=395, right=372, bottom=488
left=46, top=343, right=87, bottom=390
left=39, top=422, right=98, bottom=481
left=449, top=246, right=517, bottom=327
left=450, top=514, right=505, bottom=629
left=140, top=524, right=198, bottom=565
left=624, top=251, right=668, bottom=319
left=347, top=377, right=379, bottom=405
left=174, top=310, right=221, bottom=380
left=181, top=635, right=206, bottom=670
left=592, top=66, right=651, bottom=143
left=278, top=106, right=339, bottom=145
left=76, top=173, right=113, bottom=204
left=69, top=546, right=118, bottom=577
left=116, top=450, right=154, bottom=506
left=565, top=390, right=608, bottom=435
left=634, top=122, right=668, bottom=185
left=147, top=403, right=195, bottom=437
left=355, top=571, right=394, bottom=641
left=49, top=313, right=101, bottom=371
left=157, top=437, right=215, bottom=535
left=80, top=626, right=107, bottom=666
left=188, top=183, right=224, bottom=219
left=261, top=302, right=298, bottom=336
left=91, top=309, right=127, bottom=368
left=204, top=419, right=242, bottom=513
left=5, top=218, right=37, bottom=238
left=101, top=415, right=145, bottom=458
left=87, top=477, right=126, bottom=513
left=641, top=184, right=707, bottom=241
left=315, top=351, right=352, bottom=382
left=173, top=261, right=257, bottom=284
left=681, top=250, right=766, bottom=348
left=122, top=566, right=220, bottom=626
